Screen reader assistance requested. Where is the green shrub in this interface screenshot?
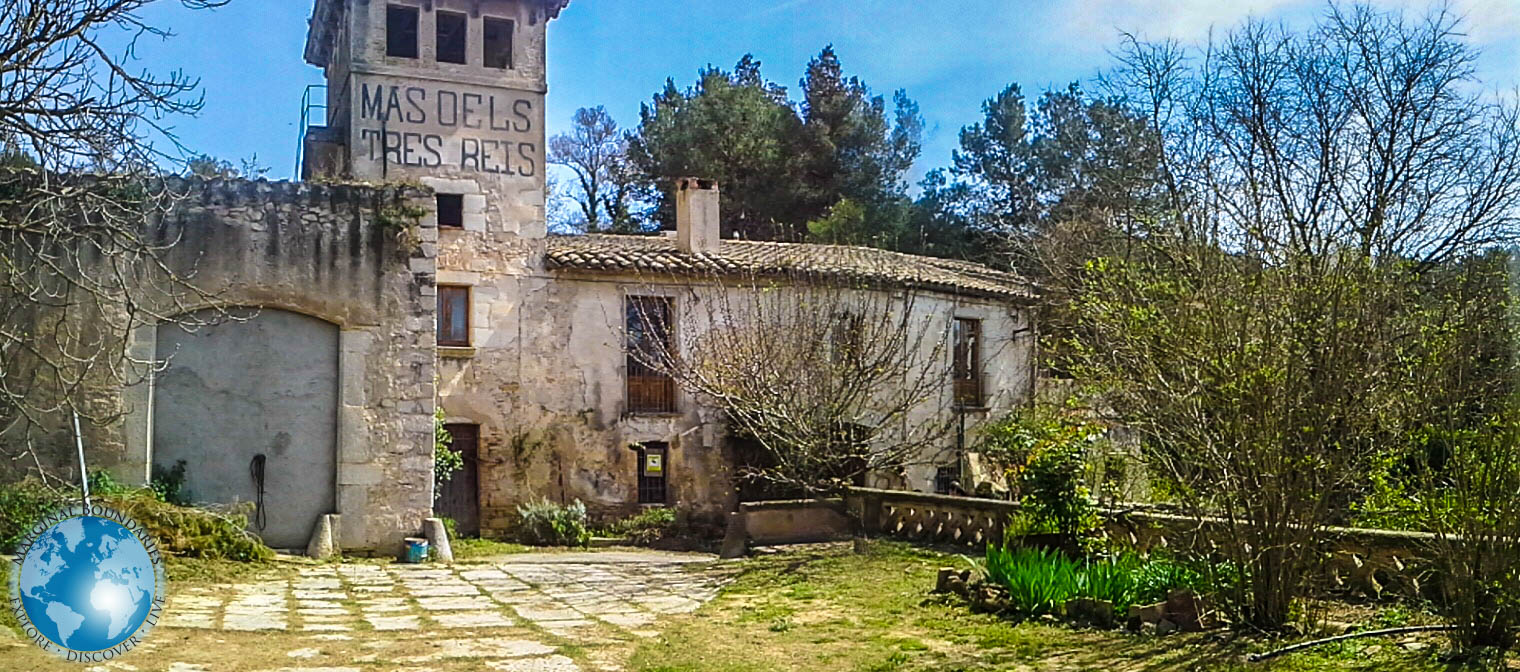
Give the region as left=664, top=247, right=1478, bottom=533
left=984, top=546, right=1081, bottom=615
left=150, top=460, right=190, bottom=506
left=604, top=507, right=678, bottom=545
left=0, top=479, right=272, bottom=563
left=0, top=560, right=16, bottom=635
left=434, top=409, right=463, bottom=498
left=515, top=498, right=591, bottom=547
left=0, top=479, right=70, bottom=553
left=983, top=544, right=1213, bottom=617
left=978, top=407, right=1102, bottom=543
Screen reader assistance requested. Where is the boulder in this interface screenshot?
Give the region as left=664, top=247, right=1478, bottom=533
left=1127, top=600, right=1167, bottom=625
left=423, top=517, right=454, bottom=563
left=1065, top=598, right=1116, bottom=628
left=1164, top=589, right=1216, bottom=632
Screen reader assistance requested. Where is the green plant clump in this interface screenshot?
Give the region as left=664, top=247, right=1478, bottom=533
left=0, top=479, right=70, bottom=553
left=603, top=507, right=678, bottom=545
left=514, top=498, right=591, bottom=547
left=150, top=460, right=190, bottom=506
left=978, top=407, right=1103, bottom=542
left=434, top=409, right=463, bottom=499
left=1, top=478, right=272, bottom=563
left=102, top=493, right=273, bottom=562
left=982, top=544, right=1210, bottom=617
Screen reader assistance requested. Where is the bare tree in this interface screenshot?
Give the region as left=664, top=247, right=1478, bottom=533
left=1065, top=3, right=1520, bottom=630
left=0, top=0, right=231, bottom=485
left=626, top=270, right=958, bottom=495
left=549, top=106, right=642, bottom=233
left=1107, top=3, right=1520, bottom=267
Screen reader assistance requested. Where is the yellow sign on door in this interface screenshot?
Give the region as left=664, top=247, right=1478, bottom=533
left=644, top=452, right=664, bottom=476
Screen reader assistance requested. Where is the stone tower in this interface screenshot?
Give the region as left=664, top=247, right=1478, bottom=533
left=303, top=0, right=570, bottom=237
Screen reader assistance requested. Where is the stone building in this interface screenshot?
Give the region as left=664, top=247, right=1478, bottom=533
left=299, top=0, right=1039, bottom=538
left=6, top=0, right=1036, bottom=556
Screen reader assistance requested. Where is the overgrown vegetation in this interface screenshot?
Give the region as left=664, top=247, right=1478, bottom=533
left=977, top=407, right=1104, bottom=544
left=0, top=477, right=271, bottom=562
left=981, top=545, right=1212, bottom=617
left=0, top=478, right=67, bottom=553
left=1057, top=4, right=1520, bottom=640
left=433, top=408, right=463, bottom=499
left=514, top=498, right=592, bottom=547
left=0, top=559, right=18, bottom=636
left=601, top=507, right=678, bottom=546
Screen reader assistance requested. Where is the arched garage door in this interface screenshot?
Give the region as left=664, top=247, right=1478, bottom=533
left=152, top=309, right=339, bottom=549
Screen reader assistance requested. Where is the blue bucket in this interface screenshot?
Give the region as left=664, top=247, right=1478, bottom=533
left=404, top=537, right=429, bottom=563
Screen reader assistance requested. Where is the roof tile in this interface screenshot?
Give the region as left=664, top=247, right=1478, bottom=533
left=544, top=234, right=1036, bottom=301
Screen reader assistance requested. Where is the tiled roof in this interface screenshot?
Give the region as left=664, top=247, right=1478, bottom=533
left=544, top=234, right=1037, bottom=302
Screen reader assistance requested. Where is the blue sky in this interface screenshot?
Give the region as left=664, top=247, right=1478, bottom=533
left=128, top=0, right=1520, bottom=182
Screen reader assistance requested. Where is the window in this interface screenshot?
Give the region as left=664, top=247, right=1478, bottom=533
left=483, top=17, right=514, bottom=69
left=385, top=5, right=419, bottom=59
left=952, top=317, right=982, bottom=407
left=635, top=442, right=669, bottom=504
left=438, top=285, right=470, bottom=347
left=436, top=194, right=464, bottom=229
left=830, top=311, right=863, bottom=365
left=435, top=10, right=468, bottom=64
left=626, top=296, right=675, bottom=413
left=934, top=465, right=960, bottom=495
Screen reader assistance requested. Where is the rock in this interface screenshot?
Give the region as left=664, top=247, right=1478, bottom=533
left=1164, top=589, right=1208, bottom=632
left=947, top=577, right=968, bottom=597
left=424, top=518, right=454, bottom=563
left=1128, top=601, right=1167, bottom=625
left=934, top=567, right=956, bottom=593
left=1155, top=618, right=1178, bottom=636
left=719, top=512, right=748, bottom=559
left=1065, top=598, right=1116, bottom=628
left=306, top=514, right=339, bottom=560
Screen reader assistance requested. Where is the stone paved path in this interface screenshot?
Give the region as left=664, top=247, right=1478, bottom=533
left=62, top=550, right=734, bottom=672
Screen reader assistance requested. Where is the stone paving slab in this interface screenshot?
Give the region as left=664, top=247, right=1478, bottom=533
left=154, top=550, right=734, bottom=672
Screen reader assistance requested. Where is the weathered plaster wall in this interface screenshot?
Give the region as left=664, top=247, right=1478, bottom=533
left=435, top=255, right=1037, bottom=535
left=73, top=178, right=440, bottom=555
left=322, top=0, right=550, bottom=238
left=152, top=309, right=340, bottom=549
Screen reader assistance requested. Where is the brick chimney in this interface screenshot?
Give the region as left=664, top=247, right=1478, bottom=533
left=675, top=178, right=720, bottom=254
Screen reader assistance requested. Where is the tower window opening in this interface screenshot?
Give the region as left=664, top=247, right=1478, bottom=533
left=386, top=5, right=419, bottom=59
left=437, top=194, right=464, bottom=229
left=483, top=18, right=514, bottom=69
left=436, top=11, right=468, bottom=65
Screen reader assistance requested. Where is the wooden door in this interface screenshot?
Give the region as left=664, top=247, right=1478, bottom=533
left=436, top=424, right=480, bottom=537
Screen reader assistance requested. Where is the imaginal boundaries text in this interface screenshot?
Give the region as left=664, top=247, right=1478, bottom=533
left=357, top=82, right=538, bottom=176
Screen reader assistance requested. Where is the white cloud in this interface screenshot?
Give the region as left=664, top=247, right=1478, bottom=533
left=1054, top=0, right=1520, bottom=45
left=1055, top=0, right=1311, bottom=43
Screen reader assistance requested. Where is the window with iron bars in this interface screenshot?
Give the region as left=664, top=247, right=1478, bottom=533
left=626, top=296, right=676, bottom=414
left=952, top=317, right=983, bottom=407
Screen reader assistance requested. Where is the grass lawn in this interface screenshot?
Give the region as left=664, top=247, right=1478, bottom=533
left=452, top=536, right=532, bottom=560
left=628, top=541, right=1486, bottom=672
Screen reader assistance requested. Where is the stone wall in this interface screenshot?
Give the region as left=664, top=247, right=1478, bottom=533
left=8, top=177, right=439, bottom=555
left=841, top=487, right=1437, bottom=599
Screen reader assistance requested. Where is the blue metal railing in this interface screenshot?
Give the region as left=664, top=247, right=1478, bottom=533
left=294, top=84, right=329, bottom=179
